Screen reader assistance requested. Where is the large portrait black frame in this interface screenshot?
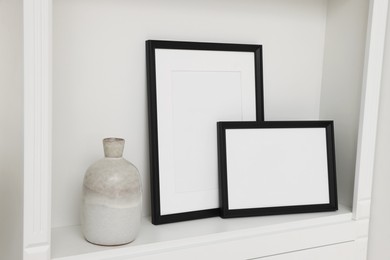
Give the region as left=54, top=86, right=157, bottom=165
left=146, top=40, right=264, bottom=224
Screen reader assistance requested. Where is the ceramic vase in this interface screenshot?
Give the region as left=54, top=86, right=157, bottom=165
left=81, top=138, right=142, bottom=245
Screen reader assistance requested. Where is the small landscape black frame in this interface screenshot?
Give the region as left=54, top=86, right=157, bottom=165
left=217, top=121, right=338, bottom=218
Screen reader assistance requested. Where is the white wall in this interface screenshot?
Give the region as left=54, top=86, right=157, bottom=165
left=52, top=0, right=328, bottom=228
left=367, top=2, right=390, bottom=259
left=0, top=0, right=23, bottom=259
left=320, top=0, right=369, bottom=207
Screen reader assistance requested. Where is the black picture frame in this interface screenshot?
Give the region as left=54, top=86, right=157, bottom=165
left=146, top=40, right=264, bottom=224
left=217, top=121, right=338, bottom=218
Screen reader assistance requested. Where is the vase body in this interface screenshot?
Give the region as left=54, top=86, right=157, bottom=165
left=81, top=138, right=142, bottom=245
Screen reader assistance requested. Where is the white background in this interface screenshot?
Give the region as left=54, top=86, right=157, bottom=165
left=52, top=0, right=328, bottom=228
left=3, top=0, right=390, bottom=259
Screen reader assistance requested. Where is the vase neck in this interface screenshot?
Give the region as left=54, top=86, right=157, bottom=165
left=103, top=138, right=125, bottom=158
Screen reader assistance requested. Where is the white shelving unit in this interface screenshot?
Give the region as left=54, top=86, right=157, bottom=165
left=23, top=0, right=388, bottom=259
left=51, top=205, right=353, bottom=260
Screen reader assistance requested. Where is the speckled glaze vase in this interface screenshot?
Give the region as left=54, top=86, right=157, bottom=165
left=81, top=138, right=142, bottom=246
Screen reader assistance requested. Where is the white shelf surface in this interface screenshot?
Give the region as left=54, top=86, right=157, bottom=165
left=52, top=204, right=352, bottom=260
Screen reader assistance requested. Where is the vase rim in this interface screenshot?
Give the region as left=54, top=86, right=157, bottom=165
left=103, top=137, right=125, bottom=143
